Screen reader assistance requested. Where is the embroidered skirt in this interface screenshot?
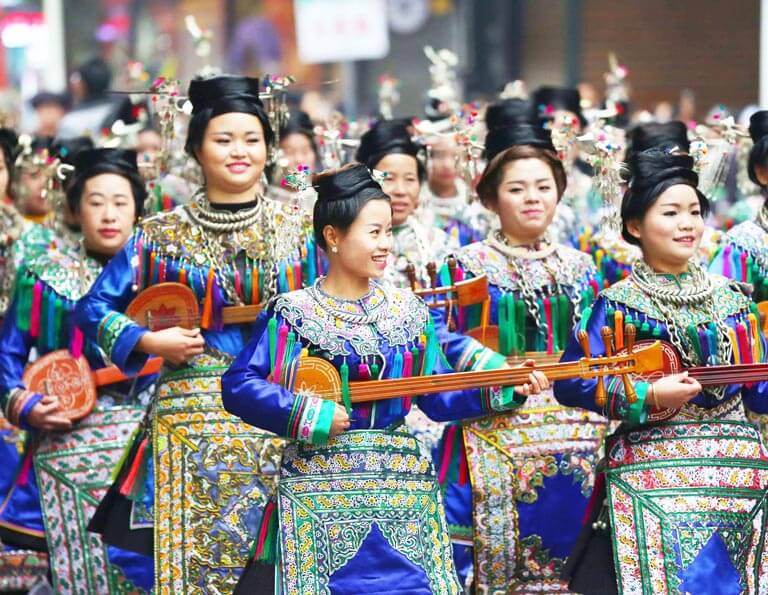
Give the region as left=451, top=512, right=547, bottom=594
left=605, top=420, right=768, bottom=595
left=277, top=429, right=462, bottom=595
left=152, top=359, right=284, bottom=594
left=462, top=389, right=609, bottom=594
left=34, top=405, right=151, bottom=594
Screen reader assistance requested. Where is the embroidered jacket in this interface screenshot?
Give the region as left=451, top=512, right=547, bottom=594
left=709, top=219, right=768, bottom=302
left=75, top=198, right=318, bottom=372
left=554, top=270, right=768, bottom=423
left=221, top=281, right=519, bottom=444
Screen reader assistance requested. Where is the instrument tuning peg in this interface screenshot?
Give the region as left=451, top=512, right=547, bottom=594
left=577, top=329, right=591, bottom=358
left=447, top=258, right=457, bottom=283
left=427, top=262, right=438, bottom=289
left=624, top=323, right=636, bottom=354
left=600, top=326, right=614, bottom=357
left=405, top=264, right=417, bottom=291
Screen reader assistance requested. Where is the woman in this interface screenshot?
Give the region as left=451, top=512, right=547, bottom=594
left=710, top=110, right=768, bottom=298
left=436, top=119, right=609, bottom=592
left=75, top=75, right=316, bottom=593
left=221, top=163, right=547, bottom=594
left=0, top=148, right=153, bottom=592
left=268, top=110, right=319, bottom=207
left=418, top=131, right=493, bottom=246
left=356, top=119, right=458, bottom=288
left=555, top=149, right=768, bottom=595
left=13, top=136, right=56, bottom=225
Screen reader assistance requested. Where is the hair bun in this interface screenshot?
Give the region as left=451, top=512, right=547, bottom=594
left=485, top=98, right=531, bottom=133
left=187, top=75, right=263, bottom=115
left=749, top=110, right=768, bottom=143
left=73, top=148, right=140, bottom=176
left=313, top=163, right=386, bottom=203
left=355, top=120, right=421, bottom=168
left=484, top=121, right=554, bottom=163
left=627, top=148, right=698, bottom=190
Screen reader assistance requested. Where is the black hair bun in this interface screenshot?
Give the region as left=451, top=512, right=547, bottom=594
left=531, top=86, right=585, bottom=126
left=280, top=110, right=314, bottom=138
left=355, top=120, right=421, bottom=169
left=73, top=148, right=139, bottom=176
left=629, top=121, right=690, bottom=154
left=627, top=148, right=698, bottom=191
left=314, top=163, right=387, bottom=203
left=484, top=120, right=554, bottom=163
left=485, top=98, right=531, bottom=133
left=52, top=136, right=94, bottom=166
left=187, top=76, right=263, bottom=115
left=749, top=110, right=768, bottom=144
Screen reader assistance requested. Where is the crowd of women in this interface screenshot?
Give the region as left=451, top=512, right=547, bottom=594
left=0, top=49, right=767, bottom=595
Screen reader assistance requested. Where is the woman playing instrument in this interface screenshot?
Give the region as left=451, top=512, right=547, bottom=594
left=433, top=118, right=609, bottom=592
left=0, top=148, right=153, bottom=592
left=356, top=119, right=458, bottom=288
left=221, top=163, right=548, bottom=594
left=75, top=75, right=316, bottom=593
left=555, top=148, right=768, bottom=595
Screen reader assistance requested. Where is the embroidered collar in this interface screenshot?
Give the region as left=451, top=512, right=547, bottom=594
left=274, top=281, right=429, bottom=358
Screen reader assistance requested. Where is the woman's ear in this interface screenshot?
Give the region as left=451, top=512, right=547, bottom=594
left=323, top=225, right=339, bottom=253
left=625, top=218, right=642, bottom=243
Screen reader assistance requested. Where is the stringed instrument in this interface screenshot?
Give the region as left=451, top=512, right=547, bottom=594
left=23, top=351, right=162, bottom=422
left=284, top=335, right=664, bottom=404
left=125, top=282, right=263, bottom=330
left=583, top=324, right=768, bottom=422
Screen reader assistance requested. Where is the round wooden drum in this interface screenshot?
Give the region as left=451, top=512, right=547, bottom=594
left=22, top=350, right=96, bottom=421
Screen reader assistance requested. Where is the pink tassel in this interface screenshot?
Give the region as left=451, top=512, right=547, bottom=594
left=402, top=350, right=414, bottom=409
left=273, top=324, right=289, bottom=383
left=29, top=281, right=43, bottom=338
left=17, top=447, right=33, bottom=487
left=234, top=269, right=243, bottom=302
left=70, top=327, right=84, bottom=359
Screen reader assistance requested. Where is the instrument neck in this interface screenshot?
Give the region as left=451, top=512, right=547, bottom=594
left=685, top=363, right=768, bottom=387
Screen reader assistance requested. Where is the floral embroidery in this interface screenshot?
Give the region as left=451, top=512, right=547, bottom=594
left=274, top=282, right=429, bottom=358
left=97, top=312, right=136, bottom=362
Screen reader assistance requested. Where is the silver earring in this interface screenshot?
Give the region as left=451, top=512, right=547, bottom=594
left=331, top=246, right=338, bottom=253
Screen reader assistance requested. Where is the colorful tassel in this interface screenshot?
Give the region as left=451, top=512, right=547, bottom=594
left=70, top=327, right=84, bottom=359
left=437, top=425, right=457, bottom=485
left=273, top=323, right=289, bottom=383
left=119, top=437, right=149, bottom=497
left=402, top=349, right=414, bottom=410
left=544, top=297, right=554, bottom=354
left=613, top=310, right=624, bottom=350
left=253, top=500, right=278, bottom=564
left=340, top=360, right=352, bottom=415
left=29, top=280, right=43, bottom=338
left=268, top=317, right=278, bottom=373
left=17, top=443, right=34, bottom=487
left=200, top=267, right=216, bottom=330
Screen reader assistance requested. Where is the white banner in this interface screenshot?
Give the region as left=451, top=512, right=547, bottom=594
left=294, top=0, right=390, bottom=64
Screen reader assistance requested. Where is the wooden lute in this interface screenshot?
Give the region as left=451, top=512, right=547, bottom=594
left=284, top=336, right=664, bottom=404
left=583, top=324, right=768, bottom=422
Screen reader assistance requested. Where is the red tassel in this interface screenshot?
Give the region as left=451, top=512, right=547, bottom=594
left=70, top=327, right=84, bottom=359
left=119, top=437, right=149, bottom=496
left=438, top=425, right=457, bottom=485
left=158, top=257, right=167, bottom=283
left=253, top=500, right=277, bottom=562
left=458, top=442, right=468, bottom=486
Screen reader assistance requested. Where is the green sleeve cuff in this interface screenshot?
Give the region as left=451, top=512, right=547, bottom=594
left=479, top=350, right=525, bottom=412
left=311, top=399, right=337, bottom=445
left=627, top=381, right=649, bottom=425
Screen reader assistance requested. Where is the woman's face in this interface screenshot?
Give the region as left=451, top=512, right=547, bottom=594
left=428, top=135, right=458, bottom=190
left=376, top=153, right=420, bottom=226
left=280, top=132, right=316, bottom=172
left=493, top=158, right=559, bottom=244
left=18, top=168, right=49, bottom=216
left=77, top=173, right=137, bottom=256
left=326, top=199, right=392, bottom=281
left=196, top=112, right=267, bottom=194
left=626, top=184, right=704, bottom=272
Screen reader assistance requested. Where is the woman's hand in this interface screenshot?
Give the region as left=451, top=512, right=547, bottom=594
left=328, top=403, right=351, bottom=439
left=650, top=372, right=701, bottom=409
left=27, top=395, right=72, bottom=431
left=516, top=358, right=550, bottom=396
left=137, top=327, right=205, bottom=365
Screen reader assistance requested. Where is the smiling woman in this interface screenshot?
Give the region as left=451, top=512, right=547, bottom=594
left=555, top=149, right=768, bottom=595
left=74, top=75, right=317, bottom=593
left=221, top=162, right=546, bottom=594
left=355, top=119, right=458, bottom=287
